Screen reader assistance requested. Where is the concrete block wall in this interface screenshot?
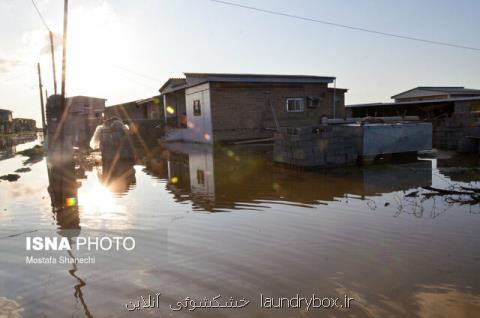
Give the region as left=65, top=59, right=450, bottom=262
left=274, top=126, right=357, bottom=167
left=210, top=82, right=346, bottom=142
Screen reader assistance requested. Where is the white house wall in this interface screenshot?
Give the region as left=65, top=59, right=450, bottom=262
left=185, top=83, right=213, bottom=144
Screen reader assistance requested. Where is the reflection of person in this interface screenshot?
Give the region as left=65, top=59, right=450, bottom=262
left=180, top=112, right=187, bottom=128
left=100, top=159, right=136, bottom=195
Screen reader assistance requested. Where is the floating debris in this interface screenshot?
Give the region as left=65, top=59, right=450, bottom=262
left=0, top=174, right=20, bottom=182
left=17, top=145, right=45, bottom=164
left=14, top=167, right=31, bottom=173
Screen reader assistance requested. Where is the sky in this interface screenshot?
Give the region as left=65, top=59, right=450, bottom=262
left=1, top=0, right=479, bottom=123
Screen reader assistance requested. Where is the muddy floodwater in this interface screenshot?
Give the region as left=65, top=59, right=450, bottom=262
left=1, top=135, right=479, bottom=317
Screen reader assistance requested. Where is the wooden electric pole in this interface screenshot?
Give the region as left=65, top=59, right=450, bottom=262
left=61, top=0, right=68, bottom=105
left=37, top=63, right=46, bottom=134
left=59, top=0, right=68, bottom=146
left=55, top=0, right=69, bottom=164
left=49, top=31, right=58, bottom=95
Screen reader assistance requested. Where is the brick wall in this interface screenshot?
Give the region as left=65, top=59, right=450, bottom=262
left=209, top=82, right=346, bottom=141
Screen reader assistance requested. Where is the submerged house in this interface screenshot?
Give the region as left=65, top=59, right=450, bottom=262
left=66, top=96, right=106, bottom=147
left=13, top=118, right=36, bottom=133
left=45, top=95, right=106, bottom=149
left=105, top=95, right=163, bottom=121
left=347, top=86, right=480, bottom=152
left=0, top=109, right=13, bottom=134
left=159, top=73, right=347, bottom=143
left=105, top=95, right=164, bottom=145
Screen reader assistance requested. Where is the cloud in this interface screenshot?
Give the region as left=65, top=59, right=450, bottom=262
left=39, top=32, right=62, bottom=55
left=0, top=58, right=21, bottom=73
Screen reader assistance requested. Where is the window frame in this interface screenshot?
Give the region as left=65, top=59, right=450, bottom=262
left=193, top=99, right=202, bottom=116
left=286, top=98, right=305, bottom=113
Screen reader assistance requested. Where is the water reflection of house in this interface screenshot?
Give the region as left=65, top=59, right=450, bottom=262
left=437, top=155, right=480, bottom=182
left=0, top=109, right=13, bottom=134
left=0, top=134, right=37, bottom=161
left=145, top=144, right=432, bottom=211
left=159, top=73, right=348, bottom=143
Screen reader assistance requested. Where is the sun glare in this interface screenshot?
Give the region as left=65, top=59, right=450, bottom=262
left=77, top=181, right=128, bottom=228
left=68, top=3, right=131, bottom=95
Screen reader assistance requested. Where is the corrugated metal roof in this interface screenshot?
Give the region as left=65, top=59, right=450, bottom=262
left=347, top=96, right=480, bottom=108
left=159, top=78, right=187, bottom=93
left=184, top=72, right=335, bottom=84
left=392, top=86, right=480, bottom=99
left=160, top=73, right=336, bottom=93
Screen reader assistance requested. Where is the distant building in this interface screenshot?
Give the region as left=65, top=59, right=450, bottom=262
left=13, top=118, right=36, bottom=133
left=392, top=87, right=480, bottom=103
left=160, top=73, right=347, bottom=143
left=346, top=86, right=480, bottom=152
left=104, top=95, right=164, bottom=145
left=348, top=86, right=480, bottom=118
left=45, top=95, right=105, bottom=148
left=0, top=109, right=13, bottom=134
left=65, top=96, right=106, bottom=148
left=105, top=95, right=163, bottom=121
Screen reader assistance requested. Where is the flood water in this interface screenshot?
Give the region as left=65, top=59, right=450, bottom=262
left=1, top=134, right=479, bottom=317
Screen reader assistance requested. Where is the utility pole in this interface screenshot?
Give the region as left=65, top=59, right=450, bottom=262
left=59, top=0, right=69, bottom=145
left=37, top=63, right=46, bottom=134
left=49, top=31, right=58, bottom=95
left=45, top=89, right=48, bottom=111
left=61, top=0, right=68, bottom=105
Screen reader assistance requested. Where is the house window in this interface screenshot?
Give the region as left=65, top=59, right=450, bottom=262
left=286, top=98, right=304, bottom=112
left=197, top=169, right=205, bottom=185
left=193, top=100, right=201, bottom=116
left=306, top=96, right=321, bottom=108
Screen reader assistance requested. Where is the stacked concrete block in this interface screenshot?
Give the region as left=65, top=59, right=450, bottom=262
left=273, top=126, right=358, bottom=167
left=274, top=122, right=432, bottom=168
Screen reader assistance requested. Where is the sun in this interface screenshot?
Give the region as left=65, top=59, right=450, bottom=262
left=67, top=3, right=132, bottom=96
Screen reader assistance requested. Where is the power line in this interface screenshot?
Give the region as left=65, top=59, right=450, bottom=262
left=111, top=64, right=163, bottom=82
left=211, top=0, right=480, bottom=52
left=30, top=0, right=51, bottom=32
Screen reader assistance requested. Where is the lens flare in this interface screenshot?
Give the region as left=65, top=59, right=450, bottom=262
left=65, top=197, right=77, bottom=207
left=166, top=106, right=175, bottom=114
